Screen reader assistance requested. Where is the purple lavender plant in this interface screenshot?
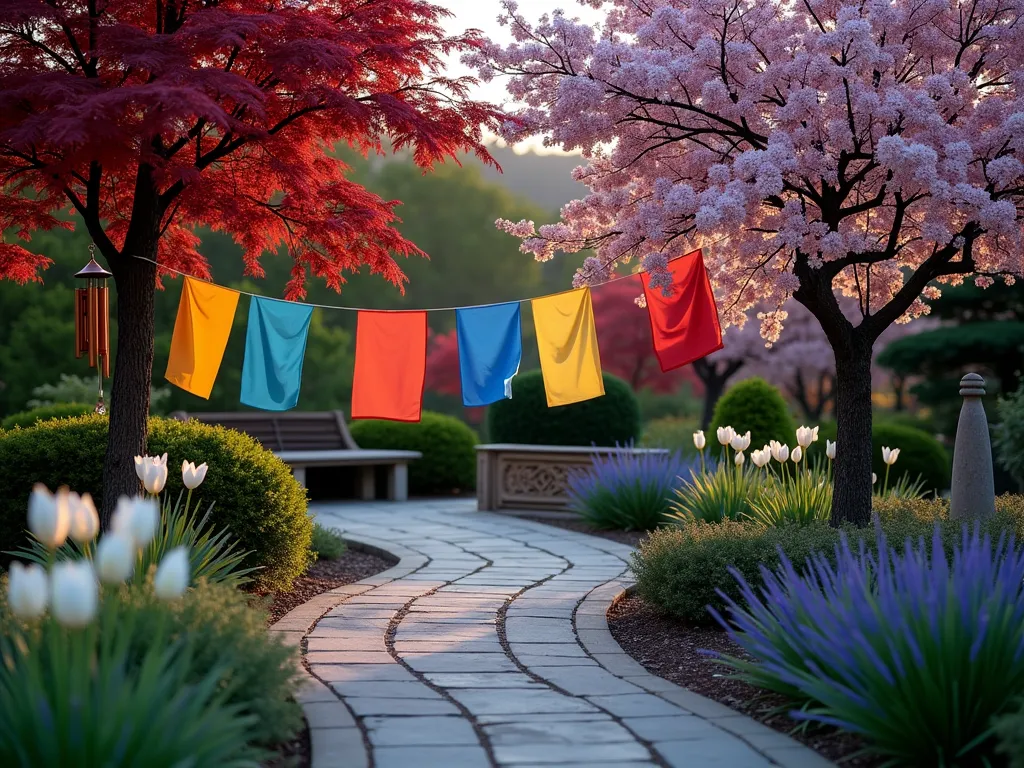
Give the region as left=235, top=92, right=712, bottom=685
left=566, top=447, right=696, bottom=531
left=711, top=525, right=1024, bottom=765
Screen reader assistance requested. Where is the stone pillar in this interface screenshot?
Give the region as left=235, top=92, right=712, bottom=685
left=949, top=372, right=996, bottom=521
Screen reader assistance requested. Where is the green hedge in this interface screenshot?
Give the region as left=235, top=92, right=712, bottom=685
left=0, top=415, right=311, bottom=590
left=709, top=377, right=795, bottom=451
left=817, top=420, right=950, bottom=493
left=487, top=370, right=641, bottom=446
left=349, top=411, right=477, bottom=495
left=1, top=402, right=94, bottom=430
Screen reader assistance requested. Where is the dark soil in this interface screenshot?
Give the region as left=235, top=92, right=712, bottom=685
left=258, top=547, right=394, bottom=767
left=521, top=515, right=649, bottom=548
left=607, top=594, right=880, bottom=767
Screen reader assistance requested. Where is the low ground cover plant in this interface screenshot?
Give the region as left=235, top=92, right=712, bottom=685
left=713, top=526, right=1024, bottom=766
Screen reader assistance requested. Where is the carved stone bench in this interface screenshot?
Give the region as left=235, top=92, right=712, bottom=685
left=475, top=443, right=670, bottom=512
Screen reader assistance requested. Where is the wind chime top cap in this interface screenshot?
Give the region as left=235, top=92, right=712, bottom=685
left=74, top=258, right=112, bottom=280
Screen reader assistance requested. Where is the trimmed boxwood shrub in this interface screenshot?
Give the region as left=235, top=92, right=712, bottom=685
left=1, top=402, right=94, bottom=430
left=709, top=377, right=796, bottom=451
left=817, top=420, right=950, bottom=493
left=349, top=411, right=477, bottom=495
left=487, top=370, right=641, bottom=447
left=0, top=414, right=311, bottom=590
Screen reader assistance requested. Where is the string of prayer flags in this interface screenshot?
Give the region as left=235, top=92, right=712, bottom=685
left=164, top=277, right=239, bottom=399
left=643, top=249, right=723, bottom=371
left=240, top=297, right=314, bottom=411
left=351, top=311, right=428, bottom=421
left=531, top=287, right=605, bottom=407
left=455, top=303, right=522, bottom=407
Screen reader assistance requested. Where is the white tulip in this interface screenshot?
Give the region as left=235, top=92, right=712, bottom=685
left=111, top=496, right=160, bottom=549
left=134, top=454, right=169, bottom=491
left=771, top=442, right=790, bottom=463
left=826, top=440, right=836, bottom=460
left=692, top=431, right=706, bottom=451
left=882, top=446, right=900, bottom=466
left=27, top=484, right=70, bottom=549
left=796, top=425, right=818, bottom=448
left=67, top=492, right=100, bottom=544
left=6, top=561, right=48, bottom=620
left=50, top=561, right=98, bottom=628
left=95, top=531, right=136, bottom=584
left=153, top=547, right=190, bottom=600
left=730, top=431, right=751, bottom=452
left=791, top=445, right=803, bottom=463
left=716, top=426, right=736, bottom=446
left=872, top=473, right=878, bottom=484
left=181, top=460, right=209, bottom=490
left=734, top=451, right=745, bottom=466
left=751, top=448, right=771, bottom=468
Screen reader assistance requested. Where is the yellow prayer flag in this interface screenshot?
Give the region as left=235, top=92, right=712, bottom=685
left=165, top=277, right=239, bottom=399
left=531, top=287, right=605, bottom=407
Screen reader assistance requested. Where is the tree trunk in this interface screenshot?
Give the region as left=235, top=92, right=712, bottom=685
left=101, top=248, right=157, bottom=524
left=831, top=340, right=874, bottom=526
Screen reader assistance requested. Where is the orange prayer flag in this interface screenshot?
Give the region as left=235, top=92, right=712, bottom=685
left=351, top=311, right=428, bottom=422
left=164, top=277, right=239, bottom=399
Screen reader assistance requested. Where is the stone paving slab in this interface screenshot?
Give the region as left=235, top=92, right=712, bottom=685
left=273, top=499, right=836, bottom=768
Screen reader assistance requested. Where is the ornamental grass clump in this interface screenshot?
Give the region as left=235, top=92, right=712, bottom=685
left=712, top=526, right=1024, bottom=766
left=567, top=448, right=694, bottom=531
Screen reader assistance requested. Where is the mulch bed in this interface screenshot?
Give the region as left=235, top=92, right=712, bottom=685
left=256, top=546, right=395, bottom=767
left=608, top=594, right=880, bottom=767
left=521, top=515, right=650, bottom=548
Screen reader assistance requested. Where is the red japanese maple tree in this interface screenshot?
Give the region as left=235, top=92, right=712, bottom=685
left=0, top=0, right=501, bottom=516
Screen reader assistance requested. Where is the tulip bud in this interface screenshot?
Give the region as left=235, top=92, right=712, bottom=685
left=111, top=496, right=160, bottom=549
left=730, top=431, right=751, bottom=452
left=27, top=484, right=70, bottom=549
left=791, top=446, right=803, bottom=463
left=734, top=451, right=745, bottom=466
left=693, top=431, right=706, bottom=451
left=181, top=460, right=209, bottom=490
left=771, top=442, right=789, bottom=463
left=882, top=446, right=900, bottom=466
left=68, top=492, right=100, bottom=544
left=153, top=547, right=190, bottom=600
left=135, top=454, right=170, bottom=494
left=826, top=439, right=836, bottom=460
left=95, top=531, right=136, bottom=584
left=7, top=561, right=48, bottom=620
left=50, top=561, right=98, bottom=628
left=716, top=426, right=736, bottom=446
left=795, top=426, right=815, bottom=448
left=751, top=449, right=770, bottom=468
left=872, top=473, right=878, bottom=484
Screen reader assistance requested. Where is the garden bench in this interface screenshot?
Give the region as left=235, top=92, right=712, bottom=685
left=170, top=410, right=421, bottom=501
left=476, top=443, right=669, bottom=512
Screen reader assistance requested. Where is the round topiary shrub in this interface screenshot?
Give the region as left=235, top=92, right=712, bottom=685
left=709, top=377, right=796, bottom=451
left=0, top=414, right=311, bottom=590
left=349, top=411, right=477, bottom=495
left=1, top=402, right=94, bottom=430
left=817, top=420, right=950, bottom=493
left=486, top=370, right=641, bottom=447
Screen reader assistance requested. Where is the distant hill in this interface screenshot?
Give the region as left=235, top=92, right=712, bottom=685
left=467, top=144, right=590, bottom=213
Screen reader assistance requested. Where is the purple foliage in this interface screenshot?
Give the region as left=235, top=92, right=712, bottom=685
left=711, top=525, right=1024, bottom=763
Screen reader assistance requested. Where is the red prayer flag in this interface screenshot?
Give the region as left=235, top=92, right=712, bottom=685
left=642, top=249, right=723, bottom=371
left=351, top=311, right=428, bottom=421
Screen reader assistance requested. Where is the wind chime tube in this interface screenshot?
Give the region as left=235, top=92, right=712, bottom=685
left=97, top=286, right=110, bottom=378
left=87, top=282, right=99, bottom=369
left=74, top=289, right=88, bottom=358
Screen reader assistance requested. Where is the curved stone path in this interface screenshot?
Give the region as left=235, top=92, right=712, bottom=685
left=274, top=500, right=833, bottom=768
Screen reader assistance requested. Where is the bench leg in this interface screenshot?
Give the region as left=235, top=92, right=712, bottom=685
left=291, top=466, right=307, bottom=488
left=387, top=464, right=409, bottom=502
left=358, top=467, right=376, bottom=501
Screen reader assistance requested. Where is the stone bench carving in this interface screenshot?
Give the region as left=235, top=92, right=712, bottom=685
left=475, top=443, right=669, bottom=512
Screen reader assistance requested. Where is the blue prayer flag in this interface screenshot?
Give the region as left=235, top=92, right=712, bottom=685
left=456, top=302, right=522, bottom=407
left=240, top=296, right=314, bottom=411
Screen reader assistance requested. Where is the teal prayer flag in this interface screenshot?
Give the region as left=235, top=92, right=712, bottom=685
left=456, top=302, right=522, bottom=407
left=240, top=297, right=314, bottom=411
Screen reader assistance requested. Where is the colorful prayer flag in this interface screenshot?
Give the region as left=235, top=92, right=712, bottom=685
left=455, top=303, right=522, bottom=407
left=240, top=297, right=314, bottom=411
left=531, top=287, right=605, bottom=407
left=164, top=277, right=239, bottom=399
left=642, top=249, right=723, bottom=371
left=351, top=311, right=427, bottom=421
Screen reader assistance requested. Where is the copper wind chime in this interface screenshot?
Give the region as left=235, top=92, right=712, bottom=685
left=74, top=244, right=112, bottom=414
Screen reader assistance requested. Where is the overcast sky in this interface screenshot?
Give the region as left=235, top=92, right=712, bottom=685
left=435, top=0, right=603, bottom=152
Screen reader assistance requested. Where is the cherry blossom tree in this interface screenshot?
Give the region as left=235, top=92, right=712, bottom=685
left=472, top=0, right=1024, bottom=524
left=0, top=0, right=500, bottom=517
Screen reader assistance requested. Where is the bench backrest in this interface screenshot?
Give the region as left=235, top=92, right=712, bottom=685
left=170, top=410, right=360, bottom=452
